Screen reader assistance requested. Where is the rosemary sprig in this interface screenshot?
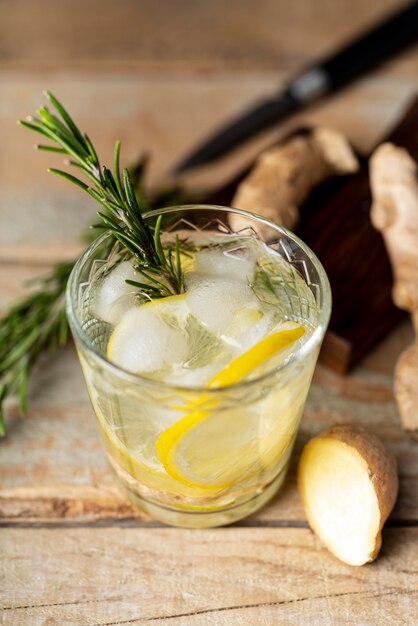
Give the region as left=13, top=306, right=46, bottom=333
left=0, top=92, right=184, bottom=434
left=19, top=91, right=184, bottom=298
left=0, top=262, right=72, bottom=435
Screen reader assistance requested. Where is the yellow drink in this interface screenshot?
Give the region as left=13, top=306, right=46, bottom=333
left=67, top=206, right=330, bottom=527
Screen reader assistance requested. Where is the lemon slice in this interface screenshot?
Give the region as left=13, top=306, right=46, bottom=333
left=89, top=380, right=228, bottom=501
left=156, top=325, right=304, bottom=488
left=207, top=325, right=304, bottom=388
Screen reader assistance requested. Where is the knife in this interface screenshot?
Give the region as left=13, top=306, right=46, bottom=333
left=173, top=1, right=418, bottom=174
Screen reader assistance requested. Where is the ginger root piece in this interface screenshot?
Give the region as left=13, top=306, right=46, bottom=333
left=298, top=424, right=398, bottom=567
left=394, top=311, right=418, bottom=431
left=230, top=127, right=358, bottom=235
left=370, top=143, right=418, bottom=430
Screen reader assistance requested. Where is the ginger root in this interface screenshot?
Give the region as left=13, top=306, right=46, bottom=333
left=370, top=143, right=418, bottom=430
left=230, top=127, right=358, bottom=236
left=298, top=424, right=398, bottom=566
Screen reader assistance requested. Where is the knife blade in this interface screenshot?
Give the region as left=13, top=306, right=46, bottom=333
left=173, top=1, right=418, bottom=174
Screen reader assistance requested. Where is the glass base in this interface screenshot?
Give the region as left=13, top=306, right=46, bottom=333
left=114, top=465, right=288, bottom=528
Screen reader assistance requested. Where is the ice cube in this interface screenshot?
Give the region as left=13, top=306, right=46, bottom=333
left=92, top=261, right=138, bottom=324
left=108, top=305, right=188, bottom=375
left=194, top=247, right=255, bottom=282
left=234, top=312, right=276, bottom=353
left=184, top=273, right=257, bottom=334
left=223, top=308, right=273, bottom=352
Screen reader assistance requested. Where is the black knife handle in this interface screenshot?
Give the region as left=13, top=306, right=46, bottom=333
left=288, top=1, right=418, bottom=104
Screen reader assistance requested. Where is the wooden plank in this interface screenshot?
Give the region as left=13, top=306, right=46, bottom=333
left=0, top=527, right=417, bottom=625
left=0, top=263, right=416, bottom=524
left=0, top=0, right=409, bottom=73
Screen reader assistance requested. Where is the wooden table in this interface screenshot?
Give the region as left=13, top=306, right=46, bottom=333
left=1, top=1, right=417, bottom=624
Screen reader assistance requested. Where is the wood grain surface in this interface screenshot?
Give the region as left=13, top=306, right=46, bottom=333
left=2, top=528, right=417, bottom=626
left=1, top=1, right=418, bottom=624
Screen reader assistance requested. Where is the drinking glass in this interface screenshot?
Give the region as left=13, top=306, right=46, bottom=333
left=67, top=205, right=331, bottom=527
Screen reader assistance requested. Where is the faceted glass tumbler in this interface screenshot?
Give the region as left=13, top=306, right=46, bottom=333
left=67, top=205, right=331, bottom=528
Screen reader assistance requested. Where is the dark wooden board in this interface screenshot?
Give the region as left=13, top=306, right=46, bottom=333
left=296, top=163, right=402, bottom=372
left=201, top=98, right=418, bottom=373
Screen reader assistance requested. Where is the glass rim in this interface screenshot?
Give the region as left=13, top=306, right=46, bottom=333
left=66, top=204, right=331, bottom=394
